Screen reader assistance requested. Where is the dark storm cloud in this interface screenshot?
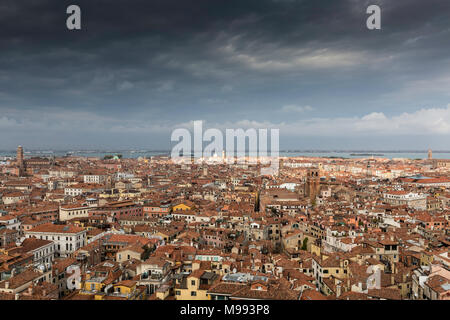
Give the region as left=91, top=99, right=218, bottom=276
left=0, top=0, right=450, bottom=149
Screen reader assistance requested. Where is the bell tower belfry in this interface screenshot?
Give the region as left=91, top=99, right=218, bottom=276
left=305, top=167, right=320, bottom=201
left=17, top=145, right=26, bottom=177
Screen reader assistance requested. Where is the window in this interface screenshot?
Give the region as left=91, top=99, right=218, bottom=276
left=191, top=291, right=197, bottom=296
left=191, top=280, right=196, bottom=286
left=175, top=291, right=181, bottom=295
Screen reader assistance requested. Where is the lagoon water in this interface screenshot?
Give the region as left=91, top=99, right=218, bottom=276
left=278, top=151, right=450, bottom=160
left=1, top=150, right=450, bottom=160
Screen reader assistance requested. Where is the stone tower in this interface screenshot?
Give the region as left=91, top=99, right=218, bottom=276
left=305, top=167, right=320, bottom=201
left=428, top=149, right=432, bottom=160
left=17, top=145, right=25, bottom=177
left=17, top=145, right=24, bottom=166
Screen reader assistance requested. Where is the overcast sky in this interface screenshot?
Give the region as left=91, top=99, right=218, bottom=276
left=1, top=0, right=450, bottom=150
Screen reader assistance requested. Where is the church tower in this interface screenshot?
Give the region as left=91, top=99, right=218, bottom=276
left=17, top=145, right=26, bottom=176
left=305, top=167, right=320, bottom=202
left=17, top=145, right=24, bottom=166
left=428, top=149, right=432, bottom=160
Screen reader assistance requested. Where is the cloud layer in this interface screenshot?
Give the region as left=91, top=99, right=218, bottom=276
left=0, top=0, right=450, bottom=149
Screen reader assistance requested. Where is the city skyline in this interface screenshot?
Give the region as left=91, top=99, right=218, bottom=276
left=1, top=1, right=449, bottom=306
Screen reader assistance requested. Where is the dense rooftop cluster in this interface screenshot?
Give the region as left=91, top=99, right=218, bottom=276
left=0, top=149, right=449, bottom=300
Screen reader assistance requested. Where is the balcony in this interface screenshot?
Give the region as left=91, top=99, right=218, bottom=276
left=140, top=273, right=164, bottom=281
left=109, top=291, right=131, bottom=299
left=76, top=253, right=88, bottom=261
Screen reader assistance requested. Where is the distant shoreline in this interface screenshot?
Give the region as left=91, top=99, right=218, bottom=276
left=1, top=150, right=450, bottom=161
left=1, top=149, right=450, bottom=154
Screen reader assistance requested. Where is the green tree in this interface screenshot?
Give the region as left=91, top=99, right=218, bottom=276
left=141, top=246, right=153, bottom=260
left=301, top=237, right=309, bottom=251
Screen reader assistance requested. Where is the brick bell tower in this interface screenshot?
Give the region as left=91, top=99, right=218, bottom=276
left=17, top=145, right=26, bottom=177
left=305, top=167, right=320, bottom=202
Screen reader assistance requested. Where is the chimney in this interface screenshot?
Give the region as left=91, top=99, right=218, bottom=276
left=15, top=293, right=19, bottom=300
left=5, top=281, right=9, bottom=289
left=336, top=284, right=342, bottom=298
left=28, top=285, right=33, bottom=295
left=42, top=289, right=47, bottom=297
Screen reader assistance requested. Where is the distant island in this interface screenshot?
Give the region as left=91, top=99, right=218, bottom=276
left=350, top=153, right=385, bottom=156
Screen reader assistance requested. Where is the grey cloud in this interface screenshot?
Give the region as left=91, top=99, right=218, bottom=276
left=0, top=0, right=449, bottom=149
